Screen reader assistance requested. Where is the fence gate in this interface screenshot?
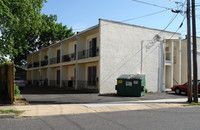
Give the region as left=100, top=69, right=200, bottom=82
left=0, top=62, right=14, bottom=104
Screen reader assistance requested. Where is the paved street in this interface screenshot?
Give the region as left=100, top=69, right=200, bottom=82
left=21, top=86, right=186, bottom=105
left=1, top=106, right=200, bottom=130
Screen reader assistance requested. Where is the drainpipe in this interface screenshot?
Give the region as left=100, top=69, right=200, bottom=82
left=159, top=40, right=165, bottom=92
left=75, top=35, right=78, bottom=90
left=140, top=40, right=144, bottom=74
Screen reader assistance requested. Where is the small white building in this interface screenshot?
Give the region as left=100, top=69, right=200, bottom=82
left=26, top=19, right=200, bottom=94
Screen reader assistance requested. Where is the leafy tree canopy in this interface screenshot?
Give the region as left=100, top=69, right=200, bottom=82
left=0, top=0, right=74, bottom=66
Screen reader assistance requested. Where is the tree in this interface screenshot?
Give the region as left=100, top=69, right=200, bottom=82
left=0, top=0, right=45, bottom=58
left=0, top=0, right=74, bottom=66
left=13, top=14, right=74, bottom=66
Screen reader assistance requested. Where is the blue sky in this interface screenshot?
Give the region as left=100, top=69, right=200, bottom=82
left=41, top=0, right=200, bottom=37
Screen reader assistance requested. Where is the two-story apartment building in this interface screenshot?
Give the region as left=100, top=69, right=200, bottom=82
left=26, top=19, right=200, bottom=94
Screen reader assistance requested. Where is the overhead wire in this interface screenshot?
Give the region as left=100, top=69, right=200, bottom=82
left=131, top=0, right=174, bottom=10
left=155, top=0, right=184, bottom=5
left=157, top=0, right=186, bottom=35
left=73, top=9, right=169, bottom=31
left=169, top=15, right=186, bottom=38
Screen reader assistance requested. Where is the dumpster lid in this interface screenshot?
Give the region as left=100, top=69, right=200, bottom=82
left=117, top=74, right=145, bottom=80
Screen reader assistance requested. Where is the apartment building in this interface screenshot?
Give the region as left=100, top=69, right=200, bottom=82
left=27, top=19, right=200, bottom=94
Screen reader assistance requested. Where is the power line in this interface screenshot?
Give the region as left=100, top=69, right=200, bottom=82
left=158, top=0, right=186, bottom=35
left=132, top=0, right=177, bottom=10
left=73, top=9, right=169, bottom=31
left=170, top=16, right=186, bottom=38
left=121, top=10, right=168, bottom=22
left=156, top=0, right=184, bottom=4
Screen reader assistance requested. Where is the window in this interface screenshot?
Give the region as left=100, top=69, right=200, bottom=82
left=57, top=49, right=60, bottom=63
left=87, top=38, right=97, bottom=57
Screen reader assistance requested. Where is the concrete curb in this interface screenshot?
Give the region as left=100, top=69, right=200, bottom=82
left=0, top=113, right=15, bottom=119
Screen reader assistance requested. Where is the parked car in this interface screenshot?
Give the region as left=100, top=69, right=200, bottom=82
left=15, top=77, right=26, bottom=90
left=171, top=80, right=200, bottom=95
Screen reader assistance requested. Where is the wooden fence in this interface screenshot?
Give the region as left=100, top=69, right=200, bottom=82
left=0, top=62, right=14, bottom=104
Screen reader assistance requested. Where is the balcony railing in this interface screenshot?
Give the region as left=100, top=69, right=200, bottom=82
left=50, top=57, right=60, bottom=65
left=62, top=80, right=75, bottom=87
left=27, top=80, right=32, bottom=85
left=33, top=62, right=39, bottom=67
left=62, top=53, right=76, bottom=62
left=27, top=64, right=32, bottom=68
left=41, top=60, right=48, bottom=66
left=77, top=80, right=97, bottom=88
left=33, top=80, right=39, bottom=85
left=78, top=48, right=99, bottom=60
left=49, top=80, right=60, bottom=87
left=39, top=80, right=48, bottom=86
left=166, top=53, right=171, bottom=61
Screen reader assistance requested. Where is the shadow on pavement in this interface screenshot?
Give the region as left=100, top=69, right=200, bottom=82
left=20, top=86, right=190, bottom=105
left=21, top=86, right=92, bottom=94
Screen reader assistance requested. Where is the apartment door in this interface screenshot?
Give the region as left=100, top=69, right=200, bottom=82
left=57, top=49, right=60, bottom=63
left=92, top=38, right=97, bottom=57
left=87, top=66, right=97, bottom=86
left=57, top=70, right=60, bottom=85
left=88, top=38, right=97, bottom=58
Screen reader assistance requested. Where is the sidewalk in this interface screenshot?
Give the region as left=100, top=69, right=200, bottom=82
left=0, top=98, right=189, bottom=117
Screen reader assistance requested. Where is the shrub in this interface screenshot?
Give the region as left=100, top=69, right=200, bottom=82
left=14, top=85, right=20, bottom=96
left=145, top=88, right=148, bottom=93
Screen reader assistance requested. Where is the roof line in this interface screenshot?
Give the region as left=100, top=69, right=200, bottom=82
left=99, top=18, right=181, bottom=35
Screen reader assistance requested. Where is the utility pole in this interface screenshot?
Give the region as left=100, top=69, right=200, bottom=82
left=192, top=0, right=198, bottom=103
left=187, top=0, right=192, bottom=103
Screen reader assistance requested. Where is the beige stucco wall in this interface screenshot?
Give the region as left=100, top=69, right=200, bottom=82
left=33, top=69, right=39, bottom=80
left=165, top=66, right=172, bottom=88
left=62, top=41, right=76, bottom=55
left=173, top=41, right=181, bottom=85
left=67, top=65, right=75, bottom=80
left=181, top=39, right=187, bottom=84
left=27, top=70, right=32, bottom=80
left=41, top=49, right=48, bottom=61
left=27, top=55, right=32, bottom=64
left=49, top=45, right=60, bottom=59
left=99, top=19, right=180, bottom=93
left=32, top=52, right=39, bottom=62
left=41, top=68, right=48, bottom=80
left=85, top=33, right=99, bottom=49
left=48, top=67, right=60, bottom=80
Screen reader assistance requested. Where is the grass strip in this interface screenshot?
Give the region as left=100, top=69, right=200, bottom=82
left=0, top=109, right=23, bottom=115
left=184, top=102, right=200, bottom=107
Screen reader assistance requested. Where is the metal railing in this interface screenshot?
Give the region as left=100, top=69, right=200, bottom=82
left=62, top=80, right=75, bottom=87
left=77, top=80, right=97, bottom=88
left=50, top=57, right=60, bottom=65
left=33, top=80, right=39, bottom=85
left=39, top=80, right=48, bottom=86
left=78, top=48, right=99, bottom=60
left=49, top=80, right=60, bottom=87
left=41, top=60, right=48, bottom=66
left=33, top=62, right=39, bottom=67
left=27, top=64, right=32, bottom=68
left=62, top=53, right=76, bottom=62
left=27, top=80, right=32, bottom=85
left=165, top=53, right=171, bottom=61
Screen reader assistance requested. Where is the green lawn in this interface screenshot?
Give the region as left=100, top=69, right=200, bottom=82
left=184, top=102, right=200, bottom=107
left=0, top=109, right=23, bottom=115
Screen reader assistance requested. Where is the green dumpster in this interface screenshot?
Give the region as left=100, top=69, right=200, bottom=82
left=115, top=74, right=146, bottom=97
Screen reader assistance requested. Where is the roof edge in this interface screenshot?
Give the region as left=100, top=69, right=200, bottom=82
left=99, top=18, right=181, bottom=35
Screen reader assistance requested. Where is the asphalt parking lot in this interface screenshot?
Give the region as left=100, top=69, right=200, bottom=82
left=21, top=86, right=187, bottom=105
